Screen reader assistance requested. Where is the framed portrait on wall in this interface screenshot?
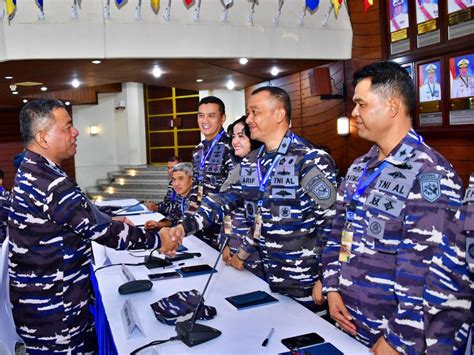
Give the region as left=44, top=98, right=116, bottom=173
left=419, top=61, right=442, bottom=102
left=389, top=0, right=411, bottom=55
left=448, top=52, right=474, bottom=125
left=416, top=59, right=444, bottom=127
left=448, top=0, right=473, bottom=14
left=447, top=0, right=474, bottom=40
left=416, top=0, right=440, bottom=47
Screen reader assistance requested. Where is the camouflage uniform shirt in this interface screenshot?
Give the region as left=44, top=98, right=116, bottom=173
left=8, top=150, right=160, bottom=354
left=183, top=130, right=337, bottom=303
left=322, top=129, right=464, bottom=354
left=190, top=129, right=233, bottom=246
left=424, top=173, right=473, bottom=353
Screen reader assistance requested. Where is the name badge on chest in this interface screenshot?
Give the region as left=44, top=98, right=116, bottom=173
left=241, top=167, right=259, bottom=186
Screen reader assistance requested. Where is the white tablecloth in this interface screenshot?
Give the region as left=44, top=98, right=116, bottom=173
left=92, top=237, right=369, bottom=354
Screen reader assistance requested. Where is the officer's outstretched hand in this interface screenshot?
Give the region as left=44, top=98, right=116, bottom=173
left=327, top=291, right=357, bottom=336
left=159, top=227, right=180, bottom=256
left=312, top=280, right=324, bottom=305
left=223, top=246, right=232, bottom=264
left=371, top=336, right=399, bottom=355
left=169, top=224, right=186, bottom=245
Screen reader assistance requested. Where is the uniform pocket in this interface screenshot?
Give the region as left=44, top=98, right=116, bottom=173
left=366, top=217, right=402, bottom=254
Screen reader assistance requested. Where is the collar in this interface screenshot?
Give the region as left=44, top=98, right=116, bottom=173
left=367, top=129, right=421, bottom=169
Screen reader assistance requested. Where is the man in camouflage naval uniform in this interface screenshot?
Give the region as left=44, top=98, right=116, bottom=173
left=322, top=62, right=467, bottom=354
left=8, top=100, right=172, bottom=354
left=144, top=155, right=182, bottom=214
left=189, top=96, right=233, bottom=248
left=424, top=173, right=474, bottom=354
left=163, top=86, right=337, bottom=309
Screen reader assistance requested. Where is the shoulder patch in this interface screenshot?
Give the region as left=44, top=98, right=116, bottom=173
left=418, top=173, right=441, bottom=202
left=301, top=167, right=336, bottom=209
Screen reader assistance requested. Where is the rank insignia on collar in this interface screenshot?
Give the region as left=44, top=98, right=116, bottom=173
left=419, top=173, right=441, bottom=202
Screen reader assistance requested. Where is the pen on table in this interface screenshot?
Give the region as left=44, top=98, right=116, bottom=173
left=163, top=262, right=185, bottom=269
left=261, top=327, right=274, bottom=347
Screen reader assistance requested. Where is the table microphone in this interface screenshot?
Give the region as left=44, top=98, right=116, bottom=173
left=175, top=236, right=229, bottom=347
left=144, top=246, right=172, bottom=269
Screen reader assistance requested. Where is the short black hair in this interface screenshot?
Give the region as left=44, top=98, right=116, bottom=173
left=227, top=115, right=263, bottom=151
left=198, top=96, right=225, bottom=115
left=19, top=99, right=66, bottom=146
left=353, top=61, right=415, bottom=118
left=251, top=86, right=291, bottom=123
left=0, top=169, right=4, bottom=180
left=168, top=156, right=182, bottom=163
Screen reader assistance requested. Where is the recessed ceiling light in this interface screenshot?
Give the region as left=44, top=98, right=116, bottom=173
left=22, top=99, right=28, bottom=103
left=271, top=66, right=280, bottom=76
left=239, top=58, right=248, bottom=65
left=196, top=78, right=203, bottom=83
left=226, top=79, right=235, bottom=90
left=152, top=66, right=162, bottom=78
left=12, top=91, right=18, bottom=95
left=5, top=76, right=13, bottom=80
left=41, top=86, right=48, bottom=91
left=65, top=101, right=71, bottom=106
left=91, top=60, right=102, bottom=64
left=71, top=79, right=80, bottom=88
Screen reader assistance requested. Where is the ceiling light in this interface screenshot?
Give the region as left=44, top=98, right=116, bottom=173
left=65, top=101, right=71, bottom=106
left=226, top=79, right=235, bottom=90
left=22, top=99, right=28, bottom=103
left=12, top=91, right=18, bottom=95
left=239, top=58, right=248, bottom=65
left=71, top=79, right=80, bottom=88
left=41, top=86, right=48, bottom=91
left=4, top=76, right=13, bottom=80
left=271, top=67, right=280, bottom=76
left=91, top=60, right=102, bottom=64
left=196, top=78, right=203, bottom=83
left=152, top=66, right=162, bottom=78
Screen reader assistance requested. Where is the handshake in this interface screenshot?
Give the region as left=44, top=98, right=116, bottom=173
left=158, top=224, right=186, bottom=256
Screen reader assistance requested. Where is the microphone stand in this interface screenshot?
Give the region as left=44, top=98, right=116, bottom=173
left=175, top=236, right=229, bottom=347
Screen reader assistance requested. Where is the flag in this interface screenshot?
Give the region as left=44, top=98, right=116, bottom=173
left=306, top=0, right=319, bottom=11
left=36, top=0, right=44, bottom=12
left=222, top=0, right=232, bottom=5
left=6, top=0, right=16, bottom=20
left=364, top=0, right=373, bottom=13
left=151, top=0, right=160, bottom=13
left=116, top=0, right=126, bottom=8
left=332, top=0, right=343, bottom=17
left=184, top=0, right=193, bottom=7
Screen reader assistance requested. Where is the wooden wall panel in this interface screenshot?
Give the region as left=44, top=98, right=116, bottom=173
left=0, top=142, right=23, bottom=190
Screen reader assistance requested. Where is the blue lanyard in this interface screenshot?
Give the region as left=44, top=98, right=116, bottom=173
left=198, top=129, right=225, bottom=183
left=255, top=134, right=294, bottom=209
left=346, top=161, right=390, bottom=223
left=0, top=186, right=4, bottom=193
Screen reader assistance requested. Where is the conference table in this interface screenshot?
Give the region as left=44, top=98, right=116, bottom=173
left=91, top=207, right=370, bottom=354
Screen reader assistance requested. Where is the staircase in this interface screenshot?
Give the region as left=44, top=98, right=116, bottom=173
left=86, top=165, right=169, bottom=202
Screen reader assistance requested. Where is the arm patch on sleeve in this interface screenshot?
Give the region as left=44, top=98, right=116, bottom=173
left=301, top=167, right=336, bottom=209
left=220, top=165, right=241, bottom=193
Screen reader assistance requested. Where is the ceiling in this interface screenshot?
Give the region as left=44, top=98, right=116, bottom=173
left=0, top=58, right=328, bottom=109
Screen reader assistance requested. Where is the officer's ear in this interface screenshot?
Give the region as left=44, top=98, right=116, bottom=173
left=274, top=106, right=286, bottom=124
left=34, top=130, right=49, bottom=149
left=387, top=96, right=400, bottom=119
left=220, top=113, right=226, bottom=125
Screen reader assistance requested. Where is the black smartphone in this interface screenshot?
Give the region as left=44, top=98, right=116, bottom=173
left=281, top=332, right=325, bottom=350
left=148, top=271, right=181, bottom=281
left=178, top=264, right=215, bottom=277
